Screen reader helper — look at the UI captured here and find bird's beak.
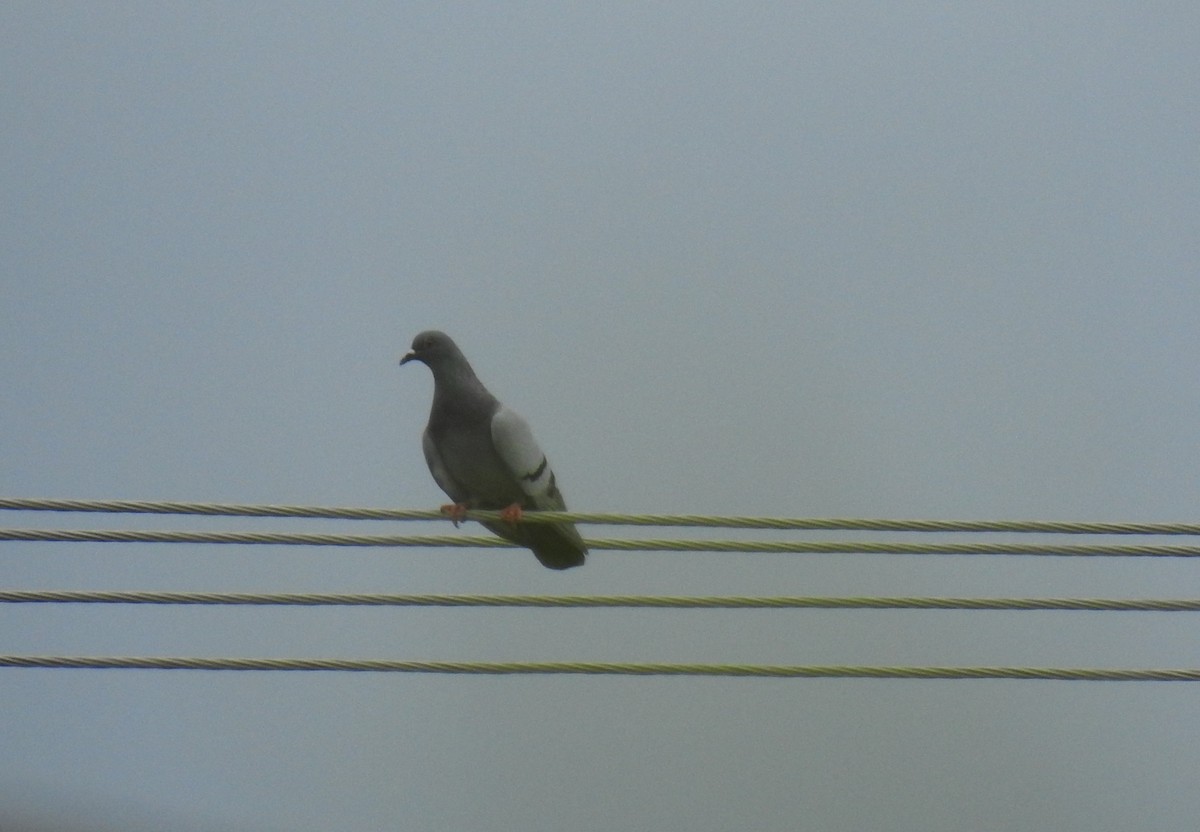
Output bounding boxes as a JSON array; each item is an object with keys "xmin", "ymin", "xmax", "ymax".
[{"xmin": 399, "ymin": 351, "xmax": 416, "ymax": 366}]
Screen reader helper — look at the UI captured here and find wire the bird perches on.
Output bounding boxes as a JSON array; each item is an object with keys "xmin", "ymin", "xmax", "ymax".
[{"xmin": 5, "ymin": 497, "xmax": 1200, "ymax": 681}]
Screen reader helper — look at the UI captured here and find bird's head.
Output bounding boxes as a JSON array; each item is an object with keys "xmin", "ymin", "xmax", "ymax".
[{"xmin": 400, "ymin": 330, "xmax": 461, "ymax": 369}]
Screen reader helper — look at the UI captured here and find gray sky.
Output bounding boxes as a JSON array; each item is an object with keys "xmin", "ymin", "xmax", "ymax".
[{"xmin": 3, "ymin": 3, "xmax": 1200, "ymax": 830}]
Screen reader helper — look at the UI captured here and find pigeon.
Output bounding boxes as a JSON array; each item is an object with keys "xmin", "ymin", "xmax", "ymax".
[{"xmin": 400, "ymin": 330, "xmax": 587, "ymax": 570}]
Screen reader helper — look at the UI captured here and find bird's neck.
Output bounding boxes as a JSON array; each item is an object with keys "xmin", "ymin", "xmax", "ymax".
[{"xmin": 429, "ymin": 361, "xmax": 497, "ymax": 422}]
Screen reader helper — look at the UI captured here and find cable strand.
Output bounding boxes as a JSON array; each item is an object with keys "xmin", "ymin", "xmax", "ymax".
[
  {"xmin": 3, "ymin": 497, "xmax": 1200, "ymax": 535},
  {"xmin": 2, "ymin": 654, "xmax": 1198, "ymax": 680},
  {"xmin": 3, "ymin": 589, "xmax": 1200, "ymax": 611},
  {"xmin": 4, "ymin": 527, "xmax": 1200, "ymax": 556}
]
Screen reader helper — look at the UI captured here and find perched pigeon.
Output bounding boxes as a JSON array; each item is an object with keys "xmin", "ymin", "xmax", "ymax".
[{"xmin": 400, "ymin": 330, "xmax": 587, "ymax": 570}]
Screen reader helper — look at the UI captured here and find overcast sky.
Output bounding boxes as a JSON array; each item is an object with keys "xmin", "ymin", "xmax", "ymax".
[{"xmin": 3, "ymin": 3, "xmax": 1200, "ymax": 830}]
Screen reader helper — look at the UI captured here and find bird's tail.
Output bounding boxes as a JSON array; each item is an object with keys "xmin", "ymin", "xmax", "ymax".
[{"xmin": 482, "ymin": 520, "xmax": 587, "ymax": 570}]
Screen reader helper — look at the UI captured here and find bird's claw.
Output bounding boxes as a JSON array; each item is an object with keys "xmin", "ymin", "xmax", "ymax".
[
  {"xmin": 440, "ymin": 503, "xmax": 469, "ymax": 527},
  {"xmin": 500, "ymin": 503, "xmax": 524, "ymax": 524}
]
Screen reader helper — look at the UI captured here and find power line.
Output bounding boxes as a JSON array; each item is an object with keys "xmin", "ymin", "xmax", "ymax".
[
  {"xmin": 5, "ymin": 497, "xmax": 1199, "ymax": 682},
  {"xmin": 3, "ymin": 496, "xmax": 1200, "ymax": 535},
  {"xmin": 3, "ymin": 589, "xmax": 1200, "ymax": 611},
  {"xmin": 1, "ymin": 654, "xmax": 1198, "ymax": 680},
  {"xmin": 4, "ymin": 527, "xmax": 1200, "ymax": 556}
]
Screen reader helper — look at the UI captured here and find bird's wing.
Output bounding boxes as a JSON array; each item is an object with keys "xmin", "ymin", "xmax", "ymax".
[
  {"xmin": 489, "ymin": 405, "xmax": 564, "ymax": 510},
  {"xmin": 488, "ymin": 404, "xmax": 585, "ymax": 569}
]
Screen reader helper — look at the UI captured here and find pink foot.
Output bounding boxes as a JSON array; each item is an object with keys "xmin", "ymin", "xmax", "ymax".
[
  {"xmin": 440, "ymin": 503, "xmax": 469, "ymax": 527},
  {"xmin": 499, "ymin": 503, "xmax": 524, "ymax": 524}
]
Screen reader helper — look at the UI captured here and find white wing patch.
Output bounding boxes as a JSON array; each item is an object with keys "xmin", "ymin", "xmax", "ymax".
[{"xmin": 491, "ymin": 406, "xmax": 555, "ymax": 499}]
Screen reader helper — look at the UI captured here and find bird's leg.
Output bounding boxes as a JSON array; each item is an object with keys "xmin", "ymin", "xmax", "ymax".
[
  {"xmin": 499, "ymin": 503, "xmax": 524, "ymax": 524},
  {"xmin": 440, "ymin": 502, "xmax": 469, "ymax": 527}
]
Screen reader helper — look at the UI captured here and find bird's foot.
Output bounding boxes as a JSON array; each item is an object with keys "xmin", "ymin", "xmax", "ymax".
[
  {"xmin": 439, "ymin": 503, "xmax": 469, "ymax": 527},
  {"xmin": 499, "ymin": 503, "xmax": 524, "ymax": 524}
]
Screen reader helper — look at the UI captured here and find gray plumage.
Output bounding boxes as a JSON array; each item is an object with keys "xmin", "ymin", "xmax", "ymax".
[{"xmin": 400, "ymin": 330, "xmax": 587, "ymax": 570}]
